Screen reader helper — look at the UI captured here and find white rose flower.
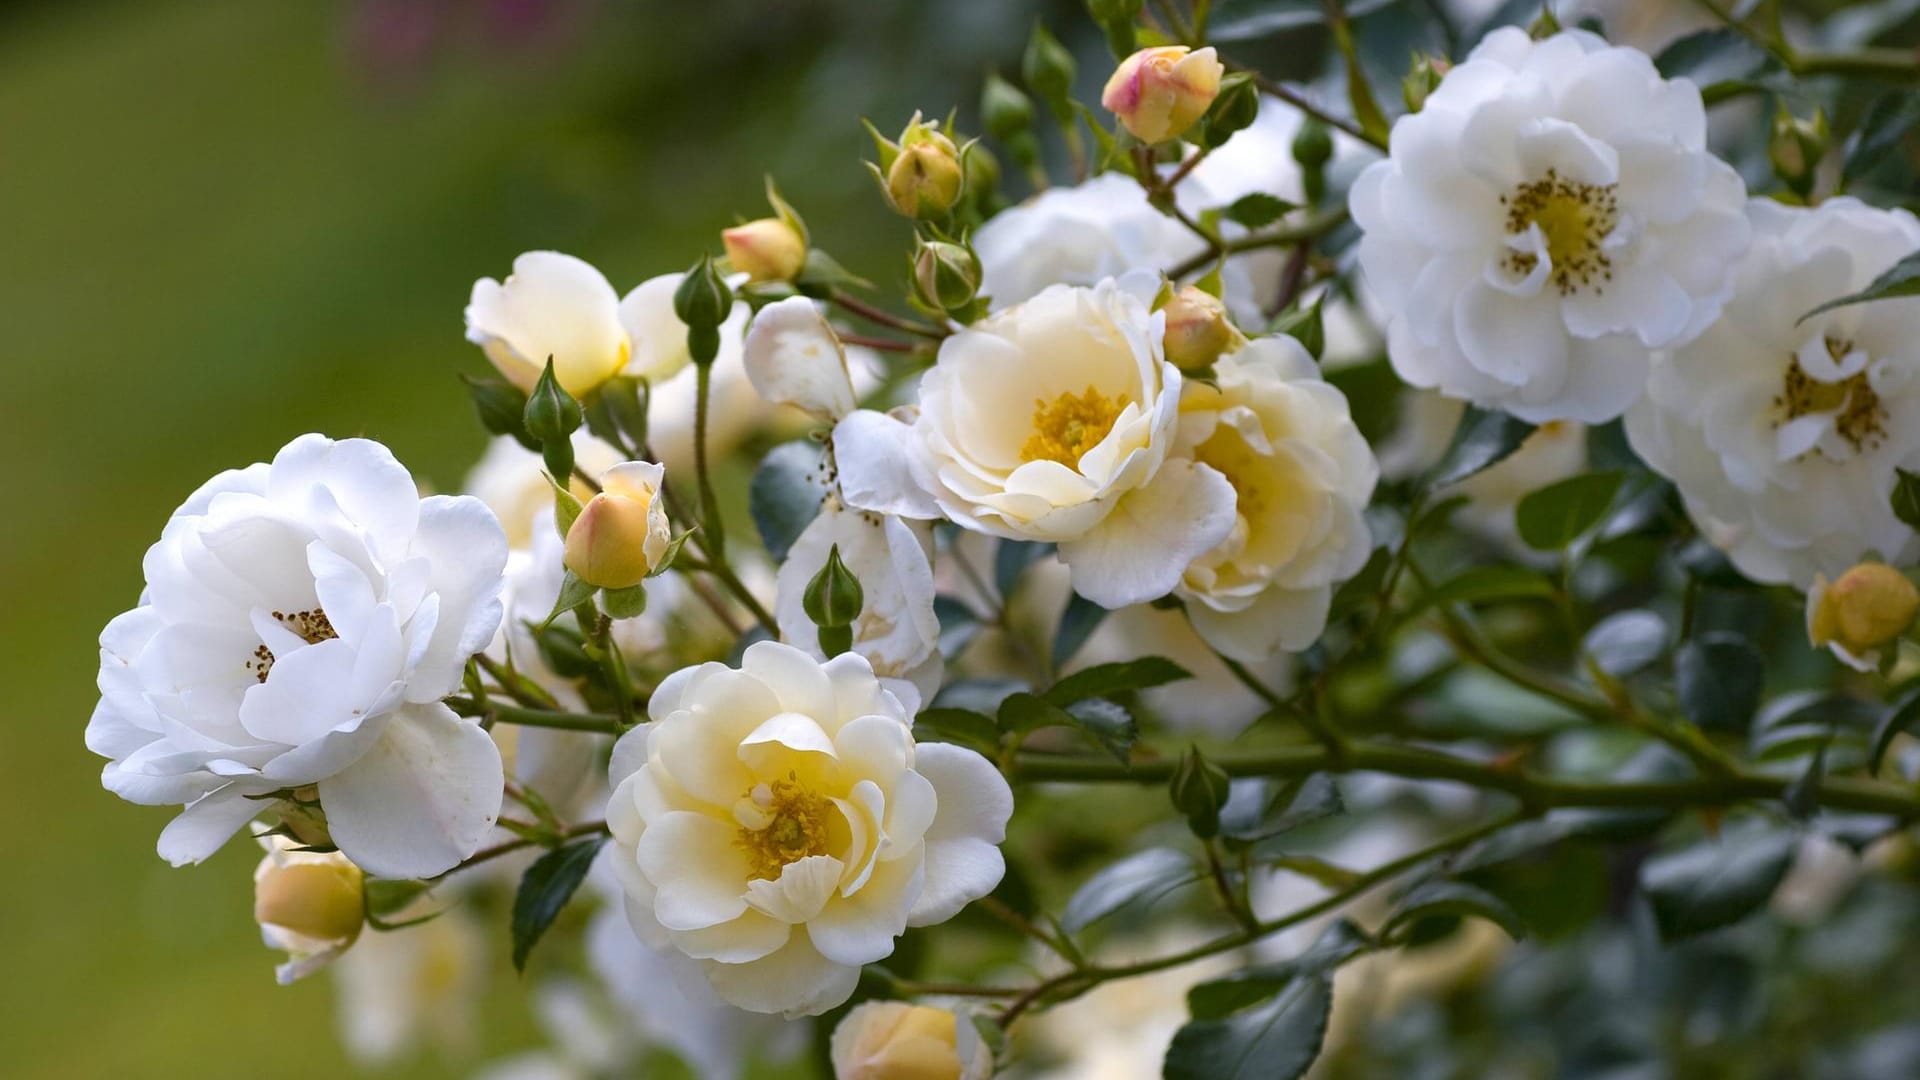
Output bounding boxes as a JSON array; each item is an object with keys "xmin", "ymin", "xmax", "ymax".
[
  {"xmin": 465, "ymin": 251, "xmax": 633, "ymax": 396},
  {"xmin": 1171, "ymin": 336, "xmax": 1379, "ymax": 662},
  {"xmin": 1624, "ymin": 197, "xmax": 1920, "ymax": 587},
  {"xmin": 87, "ymin": 434, "xmax": 509, "ymax": 878},
  {"xmin": 837, "ymin": 276, "xmax": 1237, "ymax": 609},
  {"xmin": 777, "ymin": 502, "xmax": 944, "ymax": 710},
  {"xmin": 604, "ymin": 641, "xmax": 1014, "ymax": 1016},
  {"xmin": 1352, "ymin": 27, "xmax": 1750, "ymax": 423},
  {"xmin": 744, "ymin": 295, "xmax": 860, "ymax": 422},
  {"xmin": 973, "ymin": 173, "xmax": 1263, "ymax": 326}
]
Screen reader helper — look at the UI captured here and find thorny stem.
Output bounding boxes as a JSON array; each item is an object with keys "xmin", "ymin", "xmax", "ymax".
[
  {"xmin": 1164, "ymin": 205, "xmax": 1352, "ymax": 280},
  {"xmin": 831, "ymin": 289, "xmax": 946, "ymax": 339}
]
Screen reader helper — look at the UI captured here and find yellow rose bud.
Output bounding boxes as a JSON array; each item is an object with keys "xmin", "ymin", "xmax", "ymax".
[
  {"xmin": 1161, "ymin": 285, "xmax": 1240, "ymax": 370},
  {"xmin": 1101, "ymin": 45, "xmax": 1224, "ymax": 144},
  {"xmin": 564, "ymin": 460, "xmax": 671, "ymax": 589},
  {"xmin": 722, "ymin": 217, "xmax": 807, "ymax": 283},
  {"xmin": 1808, "ymin": 562, "xmax": 1919, "ymax": 660},
  {"xmin": 254, "ymin": 836, "xmax": 365, "ymax": 983},
  {"xmin": 830, "ymin": 1001, "xmax": 989, "ymax": 1080},
  {"xmin": 887, "ymin": 136, "xmax": 966, "ymax": 219}
]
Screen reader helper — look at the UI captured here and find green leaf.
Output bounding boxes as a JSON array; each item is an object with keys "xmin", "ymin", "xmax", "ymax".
[
  {"xmin": 1164, "ymin": 972, "xmax": 1333, "ymax": 1080},
  {"xmin": 1062, "ymin": 847, "xmax": 1196, "ymax": 932},
  {"xmin": 1270, "ymin": 292, "xmax": 1326, "ymax": 360},
  {"xmin": 1405, "ymin": 565, "xmax": 1556, "ymax": 620},
  {"xmin": 1798, "ymin": 250, "xmax": 1920, "ymax": 325},
  {"xmin": 510, "ymin": 837, "xmax": 606, "ymax": 971},
  {"xmin": 1054, "ymin": 592, "xmax": 1108, "ymax": 668},
  {"xmin": 1169, "ymin": 746, "xmax": 1232, "ymax": 839},
  {"xmin": 1425, "ymin": 407, "xmax": 1536, "ymax": 487},
  {"xmin": 1640, "ymin": 826, "xmax": 1797, "ymax": 940},
  {"xmin": 1675, "ymin": 633, "xmax": 1765, "ymax": 732},
  {"xmin": 1065, "ymin": 698, "xmax": 1138, "ymax": 763},
  {"xmin": 1783, "ymin": 741, "xmax": 1829, "ymax": 819},
  {"xmin": 1869, "ymin": 685, "xmax": 1920, "ymax": 775},
  {"xmin": 544, "ymin": 473, "xmax": 584, "ymax": 541},
  {"xmin": 1583, "ymin": 609, "xmax": 1668, "ymax": 677},
  {"xmin": 461, "ymin": 373, "xmax": 537, "ymax": 450},
  {"xmin": 793, "ymin": 248, "xmax": 873, "ymax": 296},
  {"xmin": 932, "ymin": 595, "xmax": 983, "ymax": 660},
  {"xmin": 1892, "ymin": 468, "xmax": 1920, "ymax": 530},
  {"xmin": 1326, "ymin": 545, "xmax": 1390, "ymax": 622},
  {"xmin": 1220, "ymin": 774, "xmax": 1343, "ymax": 848},
  {"xmin": 748, "ymin": 440, "xmax": 830, "ymax": 562},
  {"xmin": 1223, "ymin": 192, "xmax": 1295, "ymax": 229},
  {"xmin": 1654, "ymin": 28, "xmax": 1772, "ymax": 90},
  {"xmin": 543, "ymin": 570, "xmax": 597, "ymax": 628},
  {"xmin": 601, "ymin": 583, "xmax": 648, "ymax": 620},
  {"xmin": 1515, "ymin": 471, "xmax": 1624, "ymax": 551},
  {"xmin": 647, "ymin": 529, "xmax": 696, "ymax": 577},
  {"xmin": 1382, "ymin": 880, "xmax": 1525, "ymax": 942},
  {"xmin": 1186, "ymin": 919, "xmax": 1370, "ymax": 1020},
  {"xmin": 1844, "ymin": 91, "xmax": 1920, "ymax": 187},
  {"xmin": 1046, "ymin": 657, "xmax": 1192, "ymax": 706},
  {"xmin": 998, "ymin": 691, "xmax": 1072, "ymax": 736},
  {"xmin": 913, "ymin": 707, "xmax": 1002, "ymax": 758}
]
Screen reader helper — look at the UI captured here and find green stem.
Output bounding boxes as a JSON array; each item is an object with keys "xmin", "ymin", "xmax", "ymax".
[
  {"xmin": 447, "ymin": 698, "xmax": 623, "ymax": 736},
  {"xmin": 693, "ymin": 361, "xmax": 724, "ymax": 556},
  {"xmin": 1164, "ymin": 205, "xmax": 1351, "ymax": 280}
]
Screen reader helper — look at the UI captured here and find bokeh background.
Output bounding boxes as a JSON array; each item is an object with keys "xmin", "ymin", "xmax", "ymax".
[{"xmin": 0, "ymin": 1, "xmax": 1057, "ymax": 1074}]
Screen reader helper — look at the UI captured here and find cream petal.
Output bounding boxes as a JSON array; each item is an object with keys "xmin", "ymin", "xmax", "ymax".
[
  {"xmin": 743, "ymin": 854, "xmax": 844, "ymax": 924},
  {"xmin": 807, "ymin": 855, "xmax": 921, "ymax": 967},
  {"xmin": 637, "ymin": 811, "xmax": 753, "ymax": 931},
  {"xmin": 1058, "ymin": 458, "xmax": 1239, "ymax": 608},
  {"xmin": 703, "ymin": 929, "xmax": 860, "ymax": 1017},
  {"xmin": 316, "ymin": 703, "xmax": 503, "ymax": 879}
]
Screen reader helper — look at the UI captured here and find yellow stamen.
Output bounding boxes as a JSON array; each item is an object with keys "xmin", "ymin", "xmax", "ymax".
[
  {"xmin": 1021, "ymin": 386, "xmax": 1124, "ymax": 467},
  {"xmin": 733, "ymin": 774, "xmax": 834, "ymax": 881},
  {"xmin": 1773, "ymin": 337, "xmax": 1886, "ymax": 455},
  {"xmin": 1501, "ymin": 168, "xmax": 1620, "ymax": 295}
]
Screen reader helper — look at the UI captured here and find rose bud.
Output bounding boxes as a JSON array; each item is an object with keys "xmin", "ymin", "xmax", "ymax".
[
  {"xmin": 1808, "ymin": 561, "xmax": 1919, "ymax": 669},
  {"xmin": 722, "ymin": 217, "xmax": 807, "ymax": 283},
  {"xmin": 1161, "ymin": 285, "xmax": 1241, "ymax": 370},
  {"xmin": 876, "ymin": 114, "xmax": 966, "ymax": 219},
  {"xmin": 830, "ymin": 1001, "xmax": 992, "ymax": 1080},
  {"xmin": 1101, "ymin": 45, "xmax": 1224, "ymax": 144},
  {"xmin": 254, "ymin": 835, "xmax": 365, "ymax": 984},
  {"xmin": 563, "ymin": 461, "xmax": 670, "ymax": 589}
]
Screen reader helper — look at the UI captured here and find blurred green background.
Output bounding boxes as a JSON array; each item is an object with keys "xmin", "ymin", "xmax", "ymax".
[{"xmin": 0, "ymin": 1, "xmax": 1054, "ymax": 1074}]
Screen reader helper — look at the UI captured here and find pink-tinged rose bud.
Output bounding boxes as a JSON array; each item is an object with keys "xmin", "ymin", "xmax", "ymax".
[
  {"xmin": 1808, "ymin": 562, "xmax": 1919, "ymax": 665},
  {"xmin": 830, "ymin": 1001, "xmax": 992, "ymax": 1080},
  {"xmin": 722, "ymin": 217, "xmax": 807, "ymax": 283},
  {"xmin": 563, "ymin": 461, "xmax": 670, "ymax": 589},
  {"xmin": 1161, "ymin": 285, "xmax": 1240, "ymax": 370},
  {"xmin": 1101, "ymin": 45, "xmax": 1224, "ymax": 144}
]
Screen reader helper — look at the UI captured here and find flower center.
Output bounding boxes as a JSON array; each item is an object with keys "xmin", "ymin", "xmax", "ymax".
[
  {"xmin": 1021, "ymin": 386, "xmax": 1124, "ymax": 467},
  {"xmin": 245, "ymin": 608, "xmax": 338, "ymax": 683},
  {"xmin": 1501, "ymin": 169, "xmax": 1620, "ymax": 295},
  {"xmin": 1773, "ymin": 337, "xmax": 1886, "ymax": 455},
  {"xmin": 733, "ymin": 774, "xmax": 834, "ymax": 880}
]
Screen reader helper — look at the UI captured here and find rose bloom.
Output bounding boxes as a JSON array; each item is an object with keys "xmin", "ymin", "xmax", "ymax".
[
  {"xmin": 838, "ymin": 275, "xmax": 1235, "ymax": 609},
  {"xmin": 831, "ymin": 1001, "xmax": 992, "ymax": 1080},
  {"xmin": 88, "ymin": 434, "xmax": 508, "ymax": 878},
  {"xmin": 1624, "ymin": 197, "xmax": 1920, "ymax": 587},
  {"xmin": 604, "ymin": 642, "xmax": 1013, "ymax": 1016},
  {"xmin": 1352, "ymin": 28, "xmax": 1749, "ymax": 422},
  {"xmin": 1171, "ymin": 336, "xmax": 1378, "ymax": 661}
]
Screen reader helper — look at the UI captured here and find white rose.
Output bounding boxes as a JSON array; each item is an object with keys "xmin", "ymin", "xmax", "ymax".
[
  {"xmin": 87, "ymin": 434, "xmax": 509, "ymax": 878},
  {"xmin": 465, "ymin": 251, "xmax": 632, "ymax": 396},
  {"xmin": 604, "ymin": 641, "xmax": 1013, "ymax": 1016},
  {"xmin": 1624, "ymin": 197, "xmax": 1920, "ymax": 587},
  {"xmin": 776, "ymin": 501, "xmax": 944, "ymax": 711},
  {"xmin": 1351, "ymin": 28, "xmax": 1750, "ymax": 423},
  {"xmin": 1171, "ymin": 336, "xmax": 1379, "ymax": 661},
  {"xmin": 838, "ymin": 276, "xmax": 1237, "ymax": 609}
]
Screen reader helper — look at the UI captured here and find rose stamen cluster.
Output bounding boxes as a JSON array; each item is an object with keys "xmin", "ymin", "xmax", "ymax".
[{"xmin": 1500, "ymin": 167, "xmax": 1620, "ymax": 295}]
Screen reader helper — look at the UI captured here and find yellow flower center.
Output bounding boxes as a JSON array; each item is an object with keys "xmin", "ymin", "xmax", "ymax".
[
  {"xmin": 1021, "ymin": 386, "xmax": 1124, "ymax": 466},
  {"xmin": 734, "ymin": 774, "xmax": 835, "ymax": 881},
  {"xmin": 1774, "ymin": 338, "xmax": 1886, "ymax": 455},
  {"xmin": 246, "ymin": 608, "xmax": 338, "ymax": 683},
  {"xmin": 1501, "ymin": 169, "xmax": 1620, "ymax": 295}
]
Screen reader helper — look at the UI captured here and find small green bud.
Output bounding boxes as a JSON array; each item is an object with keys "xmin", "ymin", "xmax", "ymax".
[
  {"xmin": 673, "ymin": 255, "xmax": 734, "ymax": 366},
  {"xmin": 524, "ymin": 359, "xmax": 583, "ymax": 480},
  {"xmin": 1402, "ymin": 53, "xmax": 1448, "ymax": 114},
  {"xmin": 1292, "ymin": 118, "xmax": 1333, "ymax": 205},
  {"xmin": 1086, "ymin": 0, "xmax": 1142, "ymax": 58},
  {"xmin": 964, "ymin": 142, "xmax": 1004, "ymax": 216},
  {"xmin": 913, "ymin": 239, "xmax": 983, "ymax": 313},
  {"xmin": 1770, "ymin": 107, "xmax": 1829, "ymax": 200},
  {"xmin": 1199, "ymin": 73, "xmax": 1259, "ymax": 149},
  {"xmin": 1022, "ymin": 22, "xmax": 1077, "ymax": 119},
  {"xmin": 461, "ymin": 372, "xmax": 537, "ymax": 450},
  {"xmin": 804, "ymin": 544, "xmax": 864, "ymax": 657},
  {"xmin": 1169, "ymin": 746, "xmax": 1231, "ymax": 839},
  {"xmin": 981, "ymin": 70, "xmax": 1036, "ymax": 142}
]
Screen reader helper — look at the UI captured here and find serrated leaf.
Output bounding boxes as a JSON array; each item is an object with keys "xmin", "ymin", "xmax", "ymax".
[
  {"xmin": 1892, "ymin": 468, "xmax": 1920, "ymax": 530},
  {"xmin": 1223, "ymin": 192, "xmax": 1295, "ymax": 229},
  {"xmin": 1065, "ymin": 697, "xmax": 1139, "ymax": 763},
  {"xmin": 1675, "ymin": 633, "xmax": 1764, "ymax": 732},
  {"xmin": 1640, "ymin": 826, "xmax": 1797, "ymax": 940},
  {"xmin": 1382, "ymin": 879, "xmax": 1525, "ymax": 942},
  {"xmin": 1798, "ymin": 250, "xmax": 1920, "ymax": 325},
  {"xmin": 748, "ymin": 440, "xmax": 830, "ymax": 562},
  {"xmin": 1515, "ymin": 471, "xmax": 1624, "ymax": 551},
  {"xmin": 914, "ymin": 707, "xmax": 1002, "ymax": 758},
  {"xmin": 1062, "ymin": 847, "xmax": 1197, "ymax": 932},
  {"xmin": 1054, "ymin": 592, "xmax": 1108, "ymax": 669},
  {"xmin": 1426, "ymin": 406, "xmax": 1535, "ymax": 487},
  {"xmin": 1187, "ymin": 919, "xmax": 1370, "ymax": 1020},
  {"xmin": 1165, "ymin": 972, "xmax": 1333, "ymax": 1080},
  {"xmin": 510, "ymin": 837, "xmax": 606, "ymax": 971},
  {"xmin": 997, "ymin": 691, "xmax": 1073, "ymax": 736},
  {"xmin": 1046, "ymin": 657, "xmax": 1192, "ymax": 706},
  {"xmin": 1844, "ymin": 91, "xmax": 1920, "ymax": 186},
  {"xmin": 1584, "ymin": 609, "xmax": 1668, "ymax": 677}
]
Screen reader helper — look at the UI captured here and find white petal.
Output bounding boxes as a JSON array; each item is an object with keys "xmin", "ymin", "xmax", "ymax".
[
  {"xmin": 705, "ymin": 929, "xmax": 862, "ymax": 1017},
  {"xmin": 743, "ymin": 853, "xmax": 843, "ymax": 924},
  {"xmin": 467, "ymin": 251, "xmax": 630, "ymax": 394},
  {"xmin": 316, "ymin": 702, "xmax": 504, "ymax": 878},
  {"xmin": 1057, "ymin": 458, "xmax": 1238, "ymax": 608},
  {"xmin": 1188, "ymin": 584, "xmax": 1333, "ymax": 663},
  {"xmin": 404, "ymin": 495, "xmax": 509, "ymax": 703},
  {"xmin": 833, "ymin": 410, "xmax": 942, "ymax": 519},
  {"xmin": 155, "ymin": 785, "xmax": 262, "ymax": 866},
  {"xmin": 744, "ymin": 296, "xmax": 858, "ymax": 421},
  {"xmin": 637, "ymin": 811, "xmax": 754, "ymax": 930},
  {"xmin": 807, "ymin": 855, "xmax": 920, "ymax": 967},
  {"xmin": 907, "ymin": 742, "xmax": 1013, "ymax": 927}
]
